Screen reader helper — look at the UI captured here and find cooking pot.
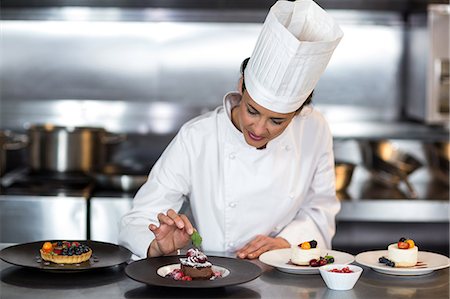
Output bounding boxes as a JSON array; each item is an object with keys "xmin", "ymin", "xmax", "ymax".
[
  {"xmin": 0, "ymin": 130, "xmax": 28, "ymax": 177},
  {"xmin": 424, "ymin": 141, "xmax": 449, "ymax": 185},
  {"xmin": 28, "ymin": 125, "xmax": 125, "ymax": 174},
  {"xmin": 359, "ymin": 140, "xmax": 422, "ymax": 198}
]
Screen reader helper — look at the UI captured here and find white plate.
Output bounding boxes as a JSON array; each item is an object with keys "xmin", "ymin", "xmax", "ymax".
[
  {"xmin": 259, "ymin": 248, "xmax": 354, "ymax": 274},
  {"xmin": 355, "ymin": 250, "xmax": 450, "ymax": 276}
]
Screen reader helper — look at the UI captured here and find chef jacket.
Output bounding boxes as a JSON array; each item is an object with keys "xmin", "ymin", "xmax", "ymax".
[{"xmin": 119, "ymin": 92, "xmax": 340, "ymax": 259}]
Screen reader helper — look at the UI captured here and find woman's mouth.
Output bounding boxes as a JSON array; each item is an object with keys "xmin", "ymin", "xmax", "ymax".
[{"xmin": 248, "ymin": 131, "xmax": 264, "ymax": 141}]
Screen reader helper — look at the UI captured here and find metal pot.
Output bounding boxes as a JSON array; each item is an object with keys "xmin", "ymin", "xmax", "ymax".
[
  {"xmin": 360, "ymin": 140, "xmax": 422, "ymax": 198},
  {"xmin": 0, "ymin": 130, "xmax": 28, "ymax": 177},
  {"xmin": 28, "ymin": 125, "xmax": 125, "ymax": 174}
]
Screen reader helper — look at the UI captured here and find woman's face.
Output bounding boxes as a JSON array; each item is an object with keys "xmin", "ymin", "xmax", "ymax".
[{"xmin": 232, "ymin": 91, "xmax": 297, "ymax": 149}]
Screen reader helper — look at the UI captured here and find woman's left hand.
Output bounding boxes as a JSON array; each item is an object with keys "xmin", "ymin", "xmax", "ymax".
[{"xmin": 236, "ymin": 235, "xmax": 290, "ymax": 259}]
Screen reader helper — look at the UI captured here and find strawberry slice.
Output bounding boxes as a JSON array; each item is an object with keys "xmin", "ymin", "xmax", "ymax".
[{"xmin": 53, "ymin": 246, "xmax": 63, "ymax": 255}]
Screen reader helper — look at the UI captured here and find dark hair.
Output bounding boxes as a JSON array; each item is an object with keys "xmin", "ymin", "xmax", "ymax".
[{"xmin": 239, "ymin": 57, "xmax": 313, "ymax": 113}]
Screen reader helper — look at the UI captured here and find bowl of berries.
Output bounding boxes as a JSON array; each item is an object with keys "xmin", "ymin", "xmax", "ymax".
[{"xmin": 319, "ymin": 264, "xmax": 363, "ymax": 291}]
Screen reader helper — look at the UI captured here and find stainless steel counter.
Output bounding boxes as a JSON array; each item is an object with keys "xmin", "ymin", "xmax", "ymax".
[{"xmin": 0, "ymin": 244, "xmax": 448, "ymax": 299}]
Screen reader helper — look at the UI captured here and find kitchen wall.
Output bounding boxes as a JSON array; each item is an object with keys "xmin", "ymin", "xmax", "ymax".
[{"xmin": 0, "ymin": 8, "xmax": 420, "ymax": 133}]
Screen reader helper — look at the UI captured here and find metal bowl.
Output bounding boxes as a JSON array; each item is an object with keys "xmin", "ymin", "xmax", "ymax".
[
  {"xmin": 359, "ymin": 140, "xmax": 422, "ymax": 198},
  {"xmin": 335, "ymin": 161, "xmax": 356, "ymax": 192},
  {"xmin": 93, "ymin": 164, "xmax": 148, "ymax": 192},
  {"xmin": 424, "ymin": 141, "xmax": 449, "ymax": 185}
]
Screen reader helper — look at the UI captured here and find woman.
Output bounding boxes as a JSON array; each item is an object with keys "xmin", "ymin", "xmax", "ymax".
[{"xmin": 119, "ymin": 0, "xmax": 344, "ymax": 259}]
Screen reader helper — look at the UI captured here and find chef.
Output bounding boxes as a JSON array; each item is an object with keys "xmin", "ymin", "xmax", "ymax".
[{"xmin": 119, "ymin": 0, "xmax": 344, "ymax": 259}]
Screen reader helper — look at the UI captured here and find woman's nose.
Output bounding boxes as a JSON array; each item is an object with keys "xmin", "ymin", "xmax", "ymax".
[{"xmin": 252, "ymin": 118, "xmax": 267, "ymax": 136}]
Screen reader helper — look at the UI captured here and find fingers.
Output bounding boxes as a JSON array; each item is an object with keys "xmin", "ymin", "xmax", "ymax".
[
  {"xmin": 152, "ymin": 209, "xmax": 194, "ymax": 236},
  {"xmin": 237, "ymin": 235, "xmax": 266, "ymax": 259},
  {"xmin": 179, "ymin": 214, "xmax": 194, "ymax": 235},
  {"xmin": 237, "ymin": 235, "xmax": 289, "ymax": 259}
]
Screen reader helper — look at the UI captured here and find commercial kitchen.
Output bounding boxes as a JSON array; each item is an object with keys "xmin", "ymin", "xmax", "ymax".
[{"xmin": 0, "ymin": 0, "xmax": 449, "ymax": 298}]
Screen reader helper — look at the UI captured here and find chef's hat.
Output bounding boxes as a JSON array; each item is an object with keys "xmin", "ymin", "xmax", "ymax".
[{"xmin": 244, "ymin": 0, "xmax": 344, "ymax": 113}]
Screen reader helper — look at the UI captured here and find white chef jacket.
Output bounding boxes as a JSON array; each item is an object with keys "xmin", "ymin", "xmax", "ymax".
[{"xmin": 119, "ymin": 92, "xmax": 340, "ymax": 259}]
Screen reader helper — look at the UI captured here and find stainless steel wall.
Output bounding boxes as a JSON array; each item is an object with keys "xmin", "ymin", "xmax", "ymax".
[{"xmin": 0, "ymin": 9, "xmax": 418, "ymax": 133}]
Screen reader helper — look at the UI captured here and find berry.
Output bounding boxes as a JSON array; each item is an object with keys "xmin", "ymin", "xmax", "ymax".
[
  {"xmin": 398, "ymin": 237, "xmax": 406, "ymax": 242},
  {"xmin": 309, "ymin": 259, "xmax": 319, "ymax": 267},
  {"xmin": 398, "ymin": 241, "xmax": 409, "ymax": 249},
  {"xmin": 319, "ymin": 258, "xmax": 328, "ymax": 266},
  {"xmin": 182, "ymin": 276, "xmax": 192, "ymax": 281},
  {"xmin": 300, "ymin": 242, "xmax": 311, "ymax": 250},
  {"xmin": 324, "ymin": 255, "xmax": 334, "ymax": 263},
  {"xmin": 309, "ymin": 240, "xmax": 318, "ymax": 248},
  {"xmin": 42, "ymin": 242, "xmax": 53, "ymax": 253},
  {"xmin": 406, "ymin": 239, "xmax": 415, "ymax": 248}
]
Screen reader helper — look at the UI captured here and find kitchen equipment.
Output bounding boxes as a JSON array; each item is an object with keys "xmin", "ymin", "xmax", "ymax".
[
  {"xmin": 359, "ymin": 140, "xmax": 422, "ymax": 198},
  {"xmin": 424, "ymin": 141, "xmax": 449, "ymax": 185},
  {"xmin": 0, "ymin": 194, "xmax": 87, "ymax": 243},
  {"xmin": 407, "ymin": 4, "xmax": 449, "ymax": 124},
  {"xmin": 93, "ymin": 164, "xmax": 148, "ymax": 192},
  {"xmin": 0, "ymin": 130, "xmax": 28, "ymax": 177},
  {"xmin": 335, "ymin": 161, "xmax": 355, "ymax": 192},
  {"xmin": 28, "ymin": 125, "xmax": 125, "ymax": 174}
]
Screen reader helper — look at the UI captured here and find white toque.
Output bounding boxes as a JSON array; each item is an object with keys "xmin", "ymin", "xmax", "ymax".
[{"xmin": 244, "ymin": 0, "xmax": 344, "ymax": 113}]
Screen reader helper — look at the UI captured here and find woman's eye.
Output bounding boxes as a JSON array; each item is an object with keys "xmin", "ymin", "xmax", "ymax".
[
  {"xmin": 247, "ymin": 107, "xmax": 258, "ymax": 115},
  {"xmin": 271, "ymin": 119, "xmax": 283, "ymax": 125}
]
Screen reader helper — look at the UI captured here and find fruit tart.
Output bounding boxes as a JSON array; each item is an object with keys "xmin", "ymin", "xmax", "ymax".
[{"xmin": 40, "ymin": 241, "xmax": 92, "ymax": 264}]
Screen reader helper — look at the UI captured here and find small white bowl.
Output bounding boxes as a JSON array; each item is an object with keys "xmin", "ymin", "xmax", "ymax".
[{"xmin": 319, "ymin": 264, "xmax": 363, "ymax": 291}]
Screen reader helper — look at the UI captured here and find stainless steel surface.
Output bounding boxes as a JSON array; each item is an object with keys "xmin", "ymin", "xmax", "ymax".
[
  {"xmin": 0, "ymin": 10, "xmax": 412, "ymax": 133},
  {"xmin": 0, "ymin": 130, "xmax": 27, "ymax": 176},
  {"xmin": 93, "ymin": 164, "xmax": 148, "ymax": 192},
  {"xmin": 0, "ymin": 243, "xmax": 448, "ymax": 299},
  {"xmin": 28, "ymin": 124, "xmax": 124, "ymax": 173},
  {"xmin": 90, "ymin": 197, "xmax": 132, "ymax": 244},
  {"xmin": 0, "ymin": 196, "xmax": 87, "ymax": 243}
]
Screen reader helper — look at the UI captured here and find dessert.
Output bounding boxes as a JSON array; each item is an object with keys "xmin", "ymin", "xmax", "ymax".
[
  {"xmin": 379, "ymin": 237, "xmax": 418, "ymax": 268},
  {"xmin": 40, "ymin": 241, "xmax": 92, "ymax": 264},
  {"xmin": 291, "ymin": 240, "xmax": 321, "ymax": 266},
  {"xmin": 179, "ymin": 248, "xmax": 214, "ymax": 280}
]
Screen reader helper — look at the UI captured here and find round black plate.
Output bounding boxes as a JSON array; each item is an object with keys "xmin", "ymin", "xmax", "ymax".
[
  {"xmin": 0, "ymin": 240, "xmax": 131, "ymax": 271},
  {"xmin": 125, "ymin": 255, "xmax": 262, "ymax": 288}
]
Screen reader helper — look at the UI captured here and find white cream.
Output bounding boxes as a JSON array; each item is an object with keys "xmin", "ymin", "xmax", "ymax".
[
  {"xmin": 387, "ymin": 243, "xmax": 418, "ymax": 267},
  {"xmin": 291, "ymin": 246, "xmax": 320, "ymax": 266}
]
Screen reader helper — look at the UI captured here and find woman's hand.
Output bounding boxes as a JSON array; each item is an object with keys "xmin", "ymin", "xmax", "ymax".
[
  {"xmin": 147, "ymin": 209, "xmax": 194, "ymax": 257},
  {"xmin": 236, "ymin": 235, "xmax": 290, "ymax": 259}
]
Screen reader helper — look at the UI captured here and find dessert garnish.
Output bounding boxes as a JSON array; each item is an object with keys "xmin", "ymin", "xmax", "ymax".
[
  {"xmin": 309, "ymin": 255, "xmax": 335, "ymax": 267},
  {"xmin": 191, "ymin": 231, "xmax": 202, "ymax": 248},
  {"xmin": 328, "ymin": 266, "xmax": 353, "ymax": 273}
]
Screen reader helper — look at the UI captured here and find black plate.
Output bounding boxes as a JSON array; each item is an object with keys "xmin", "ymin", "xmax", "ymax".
[
  {"xmin": 125, "ymin": 255, "xmax": 262, "ymax": 288},
  {"xmin": 0, "ymin": 240, "xmax": 131, "ymax": 271}
]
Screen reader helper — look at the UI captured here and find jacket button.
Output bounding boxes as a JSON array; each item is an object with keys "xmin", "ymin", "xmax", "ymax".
[
  {"xmin": 289, "ymin": 194, "xmax": 295, "ymax": 199},
  {"xmin": 229, "ymin": 153, "xmax": 235, "ymax": 159},
  {"xmin": 284, "ymin": 145, "xmax": 290, "ymax": 151},
  {"xmin": 228, "ymin": 202, "xmax": 236, "ymax": 208}
]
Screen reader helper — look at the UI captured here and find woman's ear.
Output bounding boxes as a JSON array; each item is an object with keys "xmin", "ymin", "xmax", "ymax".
[{"xmin": 237, "ymin": 77, "xmax": 244, "ymax": 95}]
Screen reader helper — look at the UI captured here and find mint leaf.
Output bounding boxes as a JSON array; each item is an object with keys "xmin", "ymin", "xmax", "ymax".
[{"xmin": 191, "ymin": 231, "xmax": 202, "ymax": 248}]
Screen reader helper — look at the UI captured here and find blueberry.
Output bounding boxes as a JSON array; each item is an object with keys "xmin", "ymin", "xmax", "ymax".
[
  {"xmin": 379, "ymin": 256, "xmax": 388, "ymax": 264},
  {"xmin": 399, "ymin": 237, "xmax": 406, "ymax": 242},
  {"xmin": 309, "ymin": 240, "xmax": 318, "ymax": 248}
]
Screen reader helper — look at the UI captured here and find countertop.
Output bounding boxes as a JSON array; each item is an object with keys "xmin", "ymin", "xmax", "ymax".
[{"xmin": 1, "ymin": 244, "xmax": 448, "ymax": 299}]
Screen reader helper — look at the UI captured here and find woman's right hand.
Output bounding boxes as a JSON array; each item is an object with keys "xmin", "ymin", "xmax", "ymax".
[{"xmin": 147, "ymin": 209, "xmax": 194, "ymax": 257}]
